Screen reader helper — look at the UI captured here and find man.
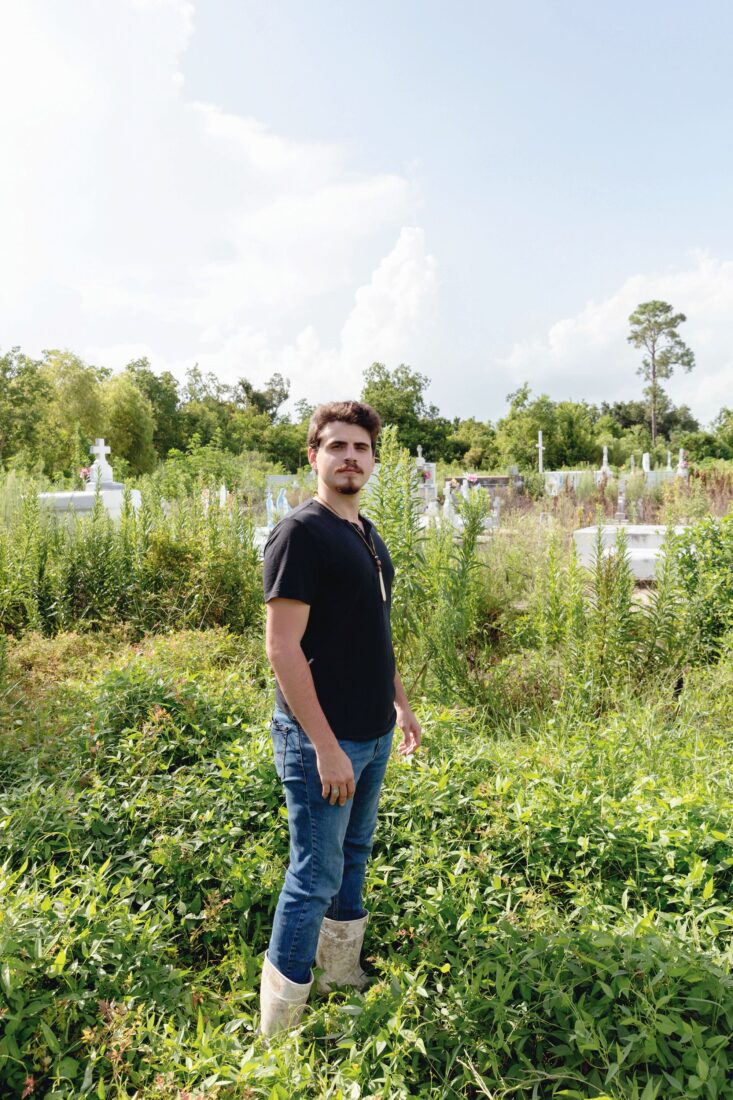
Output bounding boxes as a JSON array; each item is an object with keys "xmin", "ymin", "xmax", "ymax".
[{"xmin": 260, "ymin": 400, "xmax": 421, "ymax": 1036}]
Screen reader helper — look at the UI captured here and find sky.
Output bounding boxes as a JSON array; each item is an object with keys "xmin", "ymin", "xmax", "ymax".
[{"xmin": 1, "ymin": 0, "xmax": 732, "ymax": 425}]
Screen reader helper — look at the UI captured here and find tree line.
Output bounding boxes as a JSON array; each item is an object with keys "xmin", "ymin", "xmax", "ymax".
[{"xmin": 2, "ymin": 301, "xmax": 732, "ymax": 479}]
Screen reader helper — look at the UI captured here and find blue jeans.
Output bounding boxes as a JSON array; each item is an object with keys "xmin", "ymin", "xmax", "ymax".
[{"xmin": 267, "ymin": 709, "xmax": 394, "ymax": 984}]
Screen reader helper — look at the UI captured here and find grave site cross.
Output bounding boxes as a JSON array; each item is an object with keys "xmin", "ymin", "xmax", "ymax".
[
  {"xmin": 90, "ymin": 438, "xmax": 111, "ymax": 463},
  {"xmin": 88, "ymin": 437, "xmax": 115, "ymax": 487}
]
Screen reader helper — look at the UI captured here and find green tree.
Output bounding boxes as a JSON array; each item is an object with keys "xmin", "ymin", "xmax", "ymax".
[
  {"xmin": 712, "ymin": 407, "xmax": 733, "ymax": 457},
  {"xmin": 674, "ymin": 429, "xmax": 731, "ymax": 462},
  {"xmin": 627, "ymin": 300, "xmax": 695, "ymax": 445},
  {"xmin": 232, "ymin": 373, "xmax": 290, "ymax": 420},
  {"xmin": 554, "ymin": 401, "xmax": 597, "ymax": 466},
  {"xmin": 294, "ymin": 398, "xmax": 315, "ymax": 422},
  {"xmin": 178, "ymin": 365, "xmax": 230, "ymax": 448},
  {"xmin": 124, "ymin": 358, "xmax": 183, "ymax": 457},
  {"xmin": 38, "ymin": 350, "xmax": 108, "ymax": 475},
  {"xmin": 102, "ymin": 373, "xmax": 157, "ymax": 474},
  {"xmin": 361, "ymin": 363, "xmax": 453, "ymax": 458},
  {"xmin": 448, "ymin": 418, "xmax": 498, "ymax": 469},
  {"xmin": 262, "ymin": 419, "xmax": 309, "ymax": 471},
  {"xmin": 227, "ymin": 407, "xmax": 273, "ymax": 456},
  {"xmin": 495, "ymin": 385, "xmax": 599, "ymax": 470},
  {"xmin": 0, "ymin": 348, "xmax": 49, "ymax": 466},
  {"xmin": 182, "ymin": 364, "xmax": 229, "ymax": 404},
  {"xmin": 600, "ymin": 396, "xmax": 698, "ymax": 440}
]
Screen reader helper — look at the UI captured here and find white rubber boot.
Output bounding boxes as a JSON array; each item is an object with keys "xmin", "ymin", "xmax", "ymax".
[
  {"xmin": 259, "ymin": 954, "xmax": 313, "ymax": 1037},
  {"xmin": 315, "ymin": 914, "xmax": 370, "ymax": 994}
]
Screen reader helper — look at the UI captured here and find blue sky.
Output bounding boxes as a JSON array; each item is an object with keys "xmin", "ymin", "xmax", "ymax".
[{"xmin": 2, "ymin": 0, "xmax": 732, "ymax": 424}]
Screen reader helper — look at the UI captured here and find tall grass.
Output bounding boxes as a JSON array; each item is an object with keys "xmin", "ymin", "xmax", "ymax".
[
  {"xmin": 364, "ymin": 428, "xmax": 493, "ymax": 702},
  {"xmin": 4, "ymin": 445, "xmax": 733, "ymax": 1096},
  {"xmin": 519, "ymin": 514, "xmax": 733, "ymax": 721},
  {"xmin": 0, "ymin": 487, "xmax": 261, "ymax": 636}
]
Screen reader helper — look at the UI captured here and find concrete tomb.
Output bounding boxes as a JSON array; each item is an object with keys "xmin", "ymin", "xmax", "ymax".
[
  {"xmin": 573, "ymin": 524, "xmax": 687, "ymax": 582},
  {"xmin": 38, "ymin": 438, "xmax": 141, "ymax": 521}
]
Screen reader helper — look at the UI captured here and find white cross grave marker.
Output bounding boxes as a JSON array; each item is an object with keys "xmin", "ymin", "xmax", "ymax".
[
  {"xmin": 88, "ymin": 438, "xmax": 115, "ymax": 487},
  {"xmin": 600, "ymin": 445, "xmax": 611, "ymax": 475}
]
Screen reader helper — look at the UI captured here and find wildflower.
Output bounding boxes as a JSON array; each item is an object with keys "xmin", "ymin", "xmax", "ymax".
[{"xmin": 22, "ymin": 1077, "xmax": 35, "ymax": 1098}]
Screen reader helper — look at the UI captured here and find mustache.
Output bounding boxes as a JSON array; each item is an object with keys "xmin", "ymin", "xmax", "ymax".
[{"xmin": 337, "ymin": 464, "xmax": 362, "ymax": 473}]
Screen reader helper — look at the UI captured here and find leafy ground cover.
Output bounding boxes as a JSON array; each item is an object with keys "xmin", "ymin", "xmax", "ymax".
[
  {"xmin": 3, "ymin": 442, "xmax": 733, "ymax": 1097},
  {"xmin": 2, "ymin": 623, "xmax": 733, "ymax": 1098}
]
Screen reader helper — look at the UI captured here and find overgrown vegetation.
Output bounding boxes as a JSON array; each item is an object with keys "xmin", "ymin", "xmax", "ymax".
[
  {"xmin": 2, "ymin": 440, "xmax": 733, "ymax": 1097},
  {"xmin": 5, "ymin": 344, "xmax": 733, "ymax": 477},
  {"xmin": 0, "ymin": 488, "xmax": 261, "ymax": 637}
]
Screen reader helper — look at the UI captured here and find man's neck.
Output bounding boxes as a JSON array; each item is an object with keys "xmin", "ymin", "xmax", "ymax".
[{"xmin": 316, "ymin": 483, "xmax": 361, "ymax": 524}]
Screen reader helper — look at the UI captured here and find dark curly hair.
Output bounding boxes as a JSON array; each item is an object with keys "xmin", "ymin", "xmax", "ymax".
[{"xmin": 307, "ymin": 401, "xmax": 382, "ymax": 454}]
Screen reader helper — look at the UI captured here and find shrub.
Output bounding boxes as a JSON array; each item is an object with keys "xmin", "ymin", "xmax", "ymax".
[
  {"xmin": 675, "ymin": 513, "xmax": 733, "ymax": 659},
  {"xmin": 0, "ymin": 488, "xmax": 262, "ymax": 638}
]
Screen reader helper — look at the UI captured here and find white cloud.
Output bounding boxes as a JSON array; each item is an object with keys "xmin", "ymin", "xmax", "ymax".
[
  {"xmin": 157, "ymin": 226, "xmax": 438, "ymax": 404},
  {"xmin": 341, "ymin": 227, "xmax": 437, "ymax": 366},
  {"xmin": 499, "ymin": 252, "xmax": 733, "ymax": 423},
  {"xmin": 0, "ymin": 0, "xmax": 433, "ymax": 404}
]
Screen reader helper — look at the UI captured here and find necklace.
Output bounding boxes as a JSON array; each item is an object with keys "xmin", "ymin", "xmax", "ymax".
[{"xmin": 314, "ymin": 495, "xmax": 387, "ymax": 602}]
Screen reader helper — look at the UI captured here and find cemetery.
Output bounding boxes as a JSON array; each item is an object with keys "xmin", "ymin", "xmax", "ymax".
[
  {"xmin": 3, "ymin": 2, "xmax": 733, "ymax": 1090},
  {"xmin": 2, "ymin": 414, "xmax": 733, "ymax": 1098}
]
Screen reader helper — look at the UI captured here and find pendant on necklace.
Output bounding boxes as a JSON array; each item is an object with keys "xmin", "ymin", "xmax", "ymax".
[{"xmin": 377, "ymin": 565, "xmax": 387, "ymax": 602}]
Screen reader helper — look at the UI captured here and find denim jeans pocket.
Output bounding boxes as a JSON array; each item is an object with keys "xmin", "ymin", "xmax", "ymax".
[{"xmin": 271, "ymin": 719, "xmax": 291, "ymax": 782}]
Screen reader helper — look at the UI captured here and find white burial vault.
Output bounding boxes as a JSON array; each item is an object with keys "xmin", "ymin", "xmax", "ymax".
[
  {"xmin": 573, "ymin": 524, "xmax": 687, "ymax": 582},
  {"xmin": 38, "ymin": 439, "xmax": 141, "ymax": 521}
]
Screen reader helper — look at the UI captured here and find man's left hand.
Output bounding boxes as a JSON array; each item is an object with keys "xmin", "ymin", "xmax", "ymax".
[{"xmin": 395, "ymin": 705, "xmax": 421, "ymax": 756}]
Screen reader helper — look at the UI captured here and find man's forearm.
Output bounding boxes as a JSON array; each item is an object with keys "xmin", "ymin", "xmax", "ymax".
[
  {"xmin": 394, "ymin": 669, "xmax": 410, "ymax": 710},
  {"xmin": 268, "ymin": 643, "xmax": 339, "ymax": 753}
]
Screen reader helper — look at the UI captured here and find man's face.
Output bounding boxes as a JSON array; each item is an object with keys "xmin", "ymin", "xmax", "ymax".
[{"xmin": 308, "ymin": 421, "xmax": 375, "ymax": 496}]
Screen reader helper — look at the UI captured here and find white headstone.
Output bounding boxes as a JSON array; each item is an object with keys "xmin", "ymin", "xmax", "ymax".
[
  {"xmin": 461, "ymin": 478, "xmax": 471, "ymax": 500},
  {"xmin": 615, "ymin": 476, "xmax": 627, "ymax": 521},
  {"xmin": 642, "ymin": 452, "xmax": 651, "ymax": 474},
  {"xmin": 666, "ymin": 450, "xmax": 673, "ymax": 472},
  {"xmin": 443, "ymin": 489, "xmax": 456, "ymax": 522},
  {"xmin": 630, "ymin": 454, "xmax": 636, "ymax": 473},
  {"xmin": 265, "ymin": 489, "xmax": 275, "ymax": 526},
  {"xmin": 39, "ymin": 437, "xmax": 139, "ymax": 520},
  {"xmin": 88, "ymin": 438, "xmax": 118, "ymax": 489},
  {"xmin": 537, "ymin": 430, "xmax": 544, "ymax": 474},
  {"xmin": 600, "ymin": 445, "xmax": 611, "ymax": 475}
]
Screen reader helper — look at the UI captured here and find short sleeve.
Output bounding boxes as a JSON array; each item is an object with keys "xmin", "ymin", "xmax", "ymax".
[{"xmin": 263, "ymin": 520, "xmax": 319, "ymax": 605}]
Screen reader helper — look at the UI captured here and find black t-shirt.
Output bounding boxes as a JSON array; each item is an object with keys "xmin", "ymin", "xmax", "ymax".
[{"xmin": 263, "ymin": 499, "xmax": 396, "ymax": 741}]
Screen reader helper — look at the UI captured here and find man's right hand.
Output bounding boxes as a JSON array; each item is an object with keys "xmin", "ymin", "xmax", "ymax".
[{"xmin": 316, "ymin": 743, "xmax": 355, "ymax": 806}]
